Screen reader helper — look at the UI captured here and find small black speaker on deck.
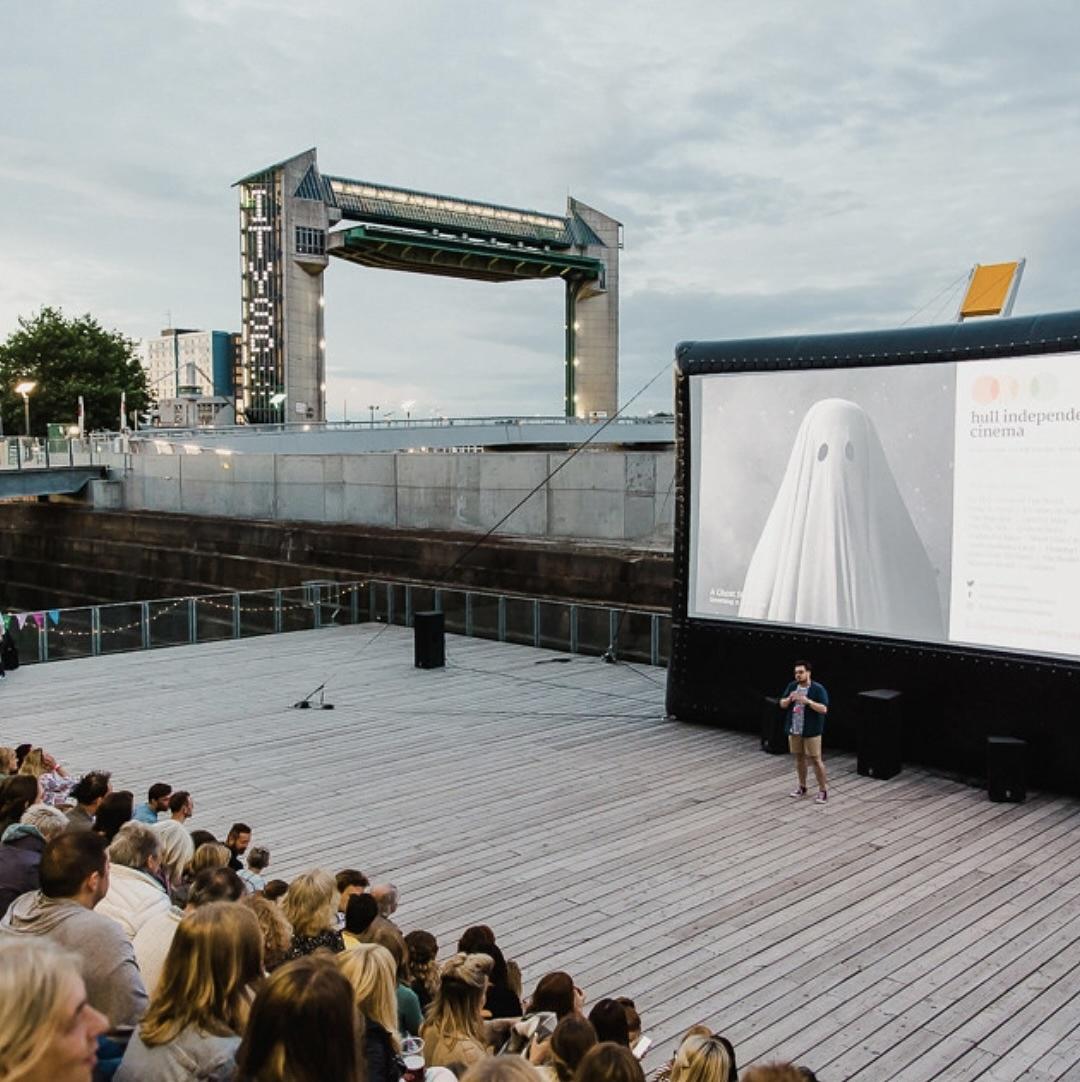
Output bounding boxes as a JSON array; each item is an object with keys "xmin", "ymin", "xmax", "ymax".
[
  {"xmin": 414, "ymin": 611, "xmax": 445, "ymax": 669},
  {"xmin": 760, "ymin": 696, "xmax": 787, "ymax": 754},
  {"xmin": 987, "ymin": 736, "xmax": 1026, "ymax": 803},
  {"xmin": 856, "ymin": 688, "xmax": 903, "ymax": 780}
]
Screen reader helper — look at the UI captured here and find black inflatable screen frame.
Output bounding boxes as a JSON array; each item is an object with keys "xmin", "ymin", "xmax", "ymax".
[{"xmin": 666, "ymin": 309, "xmax": 1080, "ymax": 795}]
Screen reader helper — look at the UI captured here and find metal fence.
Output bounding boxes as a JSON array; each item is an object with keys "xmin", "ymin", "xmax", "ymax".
[{"xmin": 5, "ymin": 580, "xmax": 670, "ymax": 669}]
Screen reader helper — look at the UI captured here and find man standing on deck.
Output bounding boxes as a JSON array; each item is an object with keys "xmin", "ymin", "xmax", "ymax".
[{"xmin": 779, "ymin": 660, "xmax": 829, "ymax": 804}]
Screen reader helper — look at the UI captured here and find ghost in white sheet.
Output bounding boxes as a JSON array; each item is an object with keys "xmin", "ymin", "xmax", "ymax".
[{"xmin": 738, "ymin": 397, "xmax": 943, "ymax": 639}]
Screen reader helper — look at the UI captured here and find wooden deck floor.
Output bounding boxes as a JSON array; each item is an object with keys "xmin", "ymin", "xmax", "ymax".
[{"xmin": 8, "ymin": 625, "xmax": 1080, "ymax": 1080}]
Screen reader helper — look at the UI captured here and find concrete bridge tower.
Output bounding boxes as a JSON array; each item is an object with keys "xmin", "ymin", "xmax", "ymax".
[{"xmin": 237, "ymin": 150, "xmax": 620, "ymax": 423}]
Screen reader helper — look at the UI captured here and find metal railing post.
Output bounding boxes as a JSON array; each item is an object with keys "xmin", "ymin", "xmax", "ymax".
[
  {"xmin": 434, "ymin": 588, "xmax": 442, "ymax": 614},
  {"xmin": 38, "ymin": 623, "xmax": 48, "ymax": 663},
  {"xmin": 570, "ymin": 604, "xmax": 579, "ymax": 654},
  {"xmin": 312, "ymin": 585, "xmax": 321, "ymax": 630},
  {"xmin": 497, "ymin": 596, "xmax": 507, "ymax": 642},
  {"xmin": 232, "ymin": 593, "xmax": 242, "ymax": 637},
  {"xmin": 44, "ymin": 440, "xmax": 50, "ymax": 468},
  {"xmin": 651, "ymin": 614, "xmax": 660, "ymax": 667},
  {"xmin": 405, "ymin": 585, "xmax": 413, "ymax": 627},
  {"xmin": 274, "ymin": 589, "xmax": 284, "ymax": 633},
  {"xmin": 386, "ymin": 584, "xmax": 394, "ymax": 626},
  {"xmin": 465, "ymin": 592, "xmax": 474, "ymax": 637},
  {"xmin": 609, "ymin": 608, "xmax": 620, "ymax": 660},
  {"xmin": 141, "ymin": 602, "xmax": 151, "ymax": 650},
  {"xmin": 14, "ymin": 440, "xmax": 20, "ymax": 470},
  {"xmin": 369, "ymin": 582, "xmax": 377, "ymax": 622},
  {"xmin": 188, "ymin": 598, "xmax": 197, "ymax": 644},
  {"xmin": 533, "ymin": 599, "xmax": 541, "ymax": 647},
  {"xmin": 91, "ymin": 607, "xmax": 102, "ymax": 657},
  {"xmin": 349, "ymin": 584, "xmax": 359, "ymax": 625},
  {"xmin": 69, "ymin": 439, "xmax": 74, "ymax": 467}
]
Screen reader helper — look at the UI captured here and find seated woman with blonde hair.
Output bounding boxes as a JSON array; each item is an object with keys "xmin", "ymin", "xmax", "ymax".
[
  {"xmin": 189, "ymin": 842, "xmax": 232, "ymax": 876},
  {"xmin": 421, "ymin": 952, "xmax": 495, "ymax": 1073},
  {"xmin": 240, "ymin": 893, "xmax": 293, "ymax": 972},
  {"xmin": 644, "ymin": 1021, "xmax": 740, "ymax": 1082},
  {"xmin": 669, "ymin": 1032, "xmax": 736, "ymax": 1082},
  {"xmin": 0, "ymin": 938, "xmax": 109, "ymax": 1082},
  {"xmin": 0, "ymin": 747, "xmax": 17, "ymax": 778},
  {"xmin": 15, "ymin": 747, "xmax": 74, "ymax": 808},
  {"xmin": 171, "ymin": 841, "xmax": 233, "ymax": 908},
  {"xmin": 116, "ymin": 901, "xmax": 264, "ymax": 1081},
  {"xmin": 338, "ymin": 943, "xmax": 403, "ymax": 1082},
  {"xmin": 364, "ymin": 922, "xmax": 424, "ymax": 1036},
  {"xmin": 282, "ymin": 868, "xmax": 345, "ymax": 959}
]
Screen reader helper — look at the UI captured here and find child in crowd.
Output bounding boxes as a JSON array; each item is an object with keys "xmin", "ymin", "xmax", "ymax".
[{"xmin": 239, "ymin": 846, "xmax": 271, "ymax": 893}]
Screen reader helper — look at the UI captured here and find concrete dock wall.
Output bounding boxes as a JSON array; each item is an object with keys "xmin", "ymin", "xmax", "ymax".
[
  {"xmin": 0, "ymin": 504, "xmax": 673, "ymax": 613},
  {"xmin": 111, "ymin": 450, "xmax": 675, "ymax": 544}
]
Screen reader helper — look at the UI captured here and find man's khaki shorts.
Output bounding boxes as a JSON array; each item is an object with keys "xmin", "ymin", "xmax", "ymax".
[{"xmin": 789, "ymin": 734, "xmax": 823, "ymax": 759}]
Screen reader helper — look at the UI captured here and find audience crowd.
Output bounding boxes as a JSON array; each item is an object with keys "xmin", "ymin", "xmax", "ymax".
[{"xmin": 0, "ymin": 746, "xmax": 821, "ymax": 1082}]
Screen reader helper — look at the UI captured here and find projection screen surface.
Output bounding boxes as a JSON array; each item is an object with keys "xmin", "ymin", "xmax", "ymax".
[{"xmin": 687, "ymin": 352, "xmax": 1080, "ymax": 661}]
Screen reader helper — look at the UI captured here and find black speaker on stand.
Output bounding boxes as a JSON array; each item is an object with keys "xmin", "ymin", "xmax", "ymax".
[
  {"xmin": 760, "ymin": 696, "xmax": 787, "ymax": 754},
  {"xmin": 414, "ymin": 611, "xmax": 445, "ymax": 669},
  {"xmin": 856, "ymin": 689, "xmax": 903, "ymax": 779},
  {"xmin": 987, "ymin": 736, "xmax": 1026, "ymax": 802}
]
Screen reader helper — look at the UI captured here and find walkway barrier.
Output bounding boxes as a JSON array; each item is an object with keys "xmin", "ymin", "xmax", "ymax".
[
  {"xmin": 3, "ymin": 580, "xmax": 670, "ymax": 669},
  {"xmin": 0, "ymin": 436, "xmax": 117, "ymax": 471}
]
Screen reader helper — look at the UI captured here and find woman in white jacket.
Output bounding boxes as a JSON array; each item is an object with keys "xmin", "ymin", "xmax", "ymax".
[{"xmin": 96, "ymin": 821, "xmax": 171, "ymax": 940}]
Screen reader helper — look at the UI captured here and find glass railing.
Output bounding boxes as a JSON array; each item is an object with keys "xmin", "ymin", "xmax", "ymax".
[
  {"xmin": 0, "ymin": 436, "xmax": 114, "ymax": 470},
  {"xmin": 3, "ymin": 580, "xmax": 669, "ymax": 669}
]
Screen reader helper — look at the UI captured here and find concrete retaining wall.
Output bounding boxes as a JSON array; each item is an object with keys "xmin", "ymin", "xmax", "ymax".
[
  {"xmin": 0, "ymin": 505, "xmax": 673, "ymax": 613},
  {"xmin": 109, "ymin": 450, "xmax": 675, "ymax": 544}
]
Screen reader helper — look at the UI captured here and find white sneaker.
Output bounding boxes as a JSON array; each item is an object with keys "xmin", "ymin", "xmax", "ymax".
[
  {"xmin": 789, "ymin": 786, "xmax": 807, "ymax": 798},
  {"xmin": 814, "ymin": 790, "xmax": 828, "ymax": 804}
]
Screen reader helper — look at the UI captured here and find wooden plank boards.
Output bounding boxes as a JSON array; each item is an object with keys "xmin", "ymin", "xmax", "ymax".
[{"xmin": 5, "ymin": 625, "xmax": 1080, "ymax": 1080}]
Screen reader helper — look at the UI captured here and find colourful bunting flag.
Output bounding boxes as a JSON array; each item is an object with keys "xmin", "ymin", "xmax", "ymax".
[
  {"xmin": 15, "ymin": 614, "xmax": 28, "ymax": 630},
  {"xmin": 48, "ymin": 610, "xmax": 60, "ymax": 626}
]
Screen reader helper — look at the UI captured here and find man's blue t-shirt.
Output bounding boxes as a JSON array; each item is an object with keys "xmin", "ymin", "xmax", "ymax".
[
  {"xmin": 782, "ymin": 680, "xmax": 829, "ymax": 738},
  {"xmin": 131, "ymin": 803, "xmax": 159, "ymax": 825}
]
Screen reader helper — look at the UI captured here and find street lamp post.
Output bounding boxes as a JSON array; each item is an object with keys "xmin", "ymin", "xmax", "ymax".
[
  {"xmin": 14, "ymin": 381, "xmax": 36, "ymax": 437},
  {"xmin": 368, "ymin": 404, "xmax": 378, "ymax": 426}
]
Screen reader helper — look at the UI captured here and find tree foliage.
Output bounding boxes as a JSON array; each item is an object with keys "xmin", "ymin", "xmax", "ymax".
[{"xmin": 0, "ymin": 306, "xmax": 149, "ymax": 436}]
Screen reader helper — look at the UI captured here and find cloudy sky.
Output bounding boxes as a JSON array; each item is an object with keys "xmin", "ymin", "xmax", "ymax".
[{"xmin": 2, "ymin": 1, "xmax": 1078, "ymax": 418}]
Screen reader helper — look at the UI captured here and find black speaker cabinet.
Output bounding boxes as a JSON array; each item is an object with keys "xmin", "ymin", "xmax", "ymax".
[
  {"xmin": 987, "ymin": 736, "xmax": 1026, "ymax": 803},
  {"xmin": 413, "ymin": 611, "xmax": 445, "ymax": 669},
  {"xmin": 856, "ymin": 689, "xmax": 903, "ymax": 780},
  {"xmin": 760, "ymin": 696, "xmax": 787, "ymax": 754}
]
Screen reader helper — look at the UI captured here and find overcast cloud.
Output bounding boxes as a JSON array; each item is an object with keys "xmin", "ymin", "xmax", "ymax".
[{"xmin": 2, "ymin": 0, "xmax": 1079, "ymax": 418}]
